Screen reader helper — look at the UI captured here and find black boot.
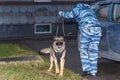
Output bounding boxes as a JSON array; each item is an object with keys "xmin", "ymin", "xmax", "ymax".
[{"xmin": 82, "ymin": 71, "xmax": 91, "ymax": 77}]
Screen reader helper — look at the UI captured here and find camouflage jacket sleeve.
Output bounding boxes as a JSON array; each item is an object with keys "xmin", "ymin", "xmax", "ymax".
[{"xmin": 60, "ymin": 4, "xmax": 91, "ymax": 19}]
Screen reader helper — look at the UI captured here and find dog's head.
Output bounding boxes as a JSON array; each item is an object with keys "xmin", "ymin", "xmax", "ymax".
[{"xmin": 53, "ymin": 36, "xmax": 65, "ymax": 52}]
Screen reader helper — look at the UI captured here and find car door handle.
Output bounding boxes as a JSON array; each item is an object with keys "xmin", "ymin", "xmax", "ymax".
[{"xmin": 107, "ymin": 27, "xmax": 113, "ymax": 32}]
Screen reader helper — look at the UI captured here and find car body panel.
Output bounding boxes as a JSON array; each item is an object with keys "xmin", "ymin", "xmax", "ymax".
[{"xmin": 94, "ymin": 0, "xmax": 120, "ymax": 61}]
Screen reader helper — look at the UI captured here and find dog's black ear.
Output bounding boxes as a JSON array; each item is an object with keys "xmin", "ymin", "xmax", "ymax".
[{"xmin": 60, "ymin": 36, "xmax": 65, "ymax": 41}]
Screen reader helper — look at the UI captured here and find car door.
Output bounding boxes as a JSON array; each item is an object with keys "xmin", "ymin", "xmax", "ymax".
[
  {"xmin": 96, "ymin": 2, "xmax": 120, "ymax": 61},
  {"xmin": 95, "ymin": 4, "xmax": 111, "ymax": 53},
  {"xmin": 95, "ymin": 3, "xmax": 120, "ymax": 61},
  {"xmin": 107, "ymin": 3, "xmax": 120, "ymax": 61}
]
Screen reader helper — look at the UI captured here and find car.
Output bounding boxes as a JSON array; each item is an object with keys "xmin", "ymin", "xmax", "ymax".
[{"xmin": 92, "ymin": 0, "xmax": 120, "ymax": 61}]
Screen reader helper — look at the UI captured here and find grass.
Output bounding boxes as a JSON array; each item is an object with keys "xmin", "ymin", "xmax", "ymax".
[
  {"xmin": 0, "ymin": 44, "xmax": 38, "ymax": 57},
  {"xmin": 0, "ymin": 61, "xmax": 83, "ymax": 80},
  {"xmin": 0, "ymin": 44, "xmax": 83, "ymax": 80}
]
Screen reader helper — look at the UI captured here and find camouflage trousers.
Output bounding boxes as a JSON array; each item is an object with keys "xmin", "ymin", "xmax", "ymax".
[{"xmin": 78, "ymin": 28, "xmax": 101, "ymax": 75}]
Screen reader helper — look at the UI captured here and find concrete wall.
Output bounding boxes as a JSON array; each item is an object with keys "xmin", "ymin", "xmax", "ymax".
[
  {"xmin": 0, "ymin": 5, "xmax": 74, "ymax": 24},
  {"xmin": 0, "ymin": 4, "xmax": 78, "ymax": 38},
  {"xmin": 0, "ymin": 0, "xmax": 93, "ymax": 38}
]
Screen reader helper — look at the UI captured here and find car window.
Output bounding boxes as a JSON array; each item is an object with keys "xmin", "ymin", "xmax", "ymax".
[
  {"xmin": 113, "ymin": 4, "xmax": 120, "ymax": 22},
  {"xmin": 96, "ymin": 5, "xmax": 109, "ymax": 21}
]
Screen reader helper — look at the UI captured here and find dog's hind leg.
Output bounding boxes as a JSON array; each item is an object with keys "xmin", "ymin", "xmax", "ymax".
[{"xmin": 48, "ymin": 56, "xmax": 54, "ymax": 72}]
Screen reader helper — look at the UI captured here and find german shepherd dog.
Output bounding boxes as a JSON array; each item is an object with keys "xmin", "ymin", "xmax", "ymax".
[{"xmin": 40, "ymin": 36, "xmax": 66, "ymax": 76}]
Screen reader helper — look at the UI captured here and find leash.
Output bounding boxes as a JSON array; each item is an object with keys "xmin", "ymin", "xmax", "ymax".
[
  {"xmin": 77, "ymin": 31, "xmax": 80, "ymax": 51},
  {"xmin": 56, "ymin": 15, "xmax": 60, "ymax": 36},
  {"xmin": 61, "ymin": 17, "xmax": 65, "ymax": 36},
  {"xmin": 56, "ymin": 15, "xmax": 65, "ymax": 36}
]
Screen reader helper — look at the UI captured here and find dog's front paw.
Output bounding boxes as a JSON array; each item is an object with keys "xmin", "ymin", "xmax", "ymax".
[
  {"xmin": 59, "ymin": 72, "xmax": 63, "ymax": 77},
  {"xmin": 48, "ymin": 69, "xmax": 52, "ymax": 72},
  {"xmin": 56, "ymin": 70, "xmax": 59, "ymax": 74}
]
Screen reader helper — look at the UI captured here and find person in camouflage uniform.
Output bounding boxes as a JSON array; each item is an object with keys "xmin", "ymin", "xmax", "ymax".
[{"xmin": 59, "ymin": 3, "xmax": 102, "ymax": 77}]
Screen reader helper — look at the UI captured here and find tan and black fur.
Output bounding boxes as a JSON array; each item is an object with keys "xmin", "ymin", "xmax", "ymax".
[{"xmin": 40, "ymin": 36, "xmax": 66, "ymax": 76}]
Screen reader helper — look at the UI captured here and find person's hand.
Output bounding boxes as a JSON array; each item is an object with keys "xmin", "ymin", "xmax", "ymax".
[{"xmin": 58, "ymin": 11, "xmax": 62, "ymax": 16}]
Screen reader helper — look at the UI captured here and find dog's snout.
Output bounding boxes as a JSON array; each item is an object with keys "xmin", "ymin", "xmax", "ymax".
[{"xmin": 56, "ymin": 42, "xmax": 63, "ymax": 46}]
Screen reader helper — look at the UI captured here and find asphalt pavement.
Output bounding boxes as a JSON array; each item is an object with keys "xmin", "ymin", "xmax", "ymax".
[{"xmin": 0, "ymin": 37, "xmax": 120, "ymax": 80}]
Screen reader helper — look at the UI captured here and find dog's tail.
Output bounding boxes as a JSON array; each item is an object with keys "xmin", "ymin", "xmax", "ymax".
[{"xmin": 40, "ymin": 48, "xmax": 51, "ymax": 54}]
